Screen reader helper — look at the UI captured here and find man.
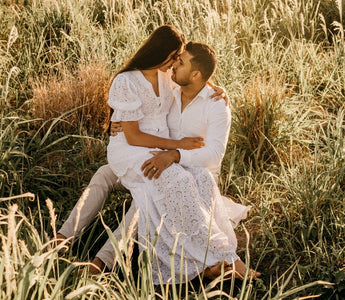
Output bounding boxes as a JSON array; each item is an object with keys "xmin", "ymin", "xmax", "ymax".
[{"xmin": 58, "ymin": 42, "xmax": 258, "ymax": 279}]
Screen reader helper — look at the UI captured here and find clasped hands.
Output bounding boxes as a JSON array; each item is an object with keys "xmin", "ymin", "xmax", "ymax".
[
  {"xmin": 110, "ymin": 121, "xmax": 191, "ymax": 179},
  {"xmin": 141, "ymin": 150, "xmax": 180, "ymax": 180}
]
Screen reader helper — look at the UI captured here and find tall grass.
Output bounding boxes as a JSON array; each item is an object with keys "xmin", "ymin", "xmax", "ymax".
[
  {"xmin": 31, "ymin": 61, "xmax": 111, "ymax": 133},
  {"xmin": 0, "ymin": 198, "xmax": 331, "ymax": 299},
  {"xmin": 1, "ymin": 0, "xmax": 345, "ymax": 298}
]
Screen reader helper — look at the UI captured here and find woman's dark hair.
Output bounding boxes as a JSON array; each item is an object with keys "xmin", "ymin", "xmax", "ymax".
[
  {"xmin": 117, "ymin": 25, "xmax": 185, "ymax": 74},
  {"xmin": 107, "ymin": 25, "xmax": 184, "ymax": 132}
]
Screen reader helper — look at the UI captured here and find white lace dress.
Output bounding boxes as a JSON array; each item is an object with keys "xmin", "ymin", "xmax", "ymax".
[{"xmin": 107, "ymin": 70, "xmax": 242, "ymax": 284}]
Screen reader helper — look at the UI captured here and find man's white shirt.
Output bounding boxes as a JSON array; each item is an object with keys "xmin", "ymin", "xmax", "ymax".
[{"xmin": 167, "ymin": 84, "xmax": 231, "ymax": 180}]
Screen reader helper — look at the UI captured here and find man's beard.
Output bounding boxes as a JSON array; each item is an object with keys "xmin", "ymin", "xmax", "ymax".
[{"xmin": 172, "ymin": 72, "xmax": 190, "ymax": 86}]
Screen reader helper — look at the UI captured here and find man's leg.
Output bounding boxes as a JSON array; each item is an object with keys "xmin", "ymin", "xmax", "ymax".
[
  {"xmin": 89, "ymin": 203, "xmax": 138, "ymax": 272},
  {"xmin": 58, "ymin": 164, "xmax": 124, "ymax": 239}
]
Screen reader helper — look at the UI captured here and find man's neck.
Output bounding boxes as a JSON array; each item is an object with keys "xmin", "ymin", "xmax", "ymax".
[{"xmin": 180, "ymin": 82, "xmax": 206, "ymax": 112}]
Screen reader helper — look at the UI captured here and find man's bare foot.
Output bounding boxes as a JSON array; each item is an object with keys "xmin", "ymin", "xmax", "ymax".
[
  {"xmin": 56, "ymin": 233, "xmax": 67, "ymax": 245},
  {"xmin": 203, "ymin": 259, "xmax": 261, "ymax": 280},
  {"xmin": 232, "ymin": 259, "xmax": 261, "ymax": 279},
  {"xmin": 55, "ymin": 233, "xmax": 70, "ymax": 253},
  {"xmin": 78, "ymin": 257, "xmax": 106, "ymax": 275},
  {"xmin": 203, "ymin": 261, "xmax": 233, "ymax": 280}
]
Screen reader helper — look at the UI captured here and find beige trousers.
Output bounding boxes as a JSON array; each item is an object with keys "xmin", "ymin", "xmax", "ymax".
[{"xmin": 58, "ymin": 164, "xmax": 138, "ymax": 269}]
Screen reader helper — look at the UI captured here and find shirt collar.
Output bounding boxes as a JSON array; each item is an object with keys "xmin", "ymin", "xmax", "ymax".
[
  {"xmin": 195, "ymin": 84, "xmax": 211, "ymax": 101},
  {"xmin": 173, "ymin": 84, "xmax": 210, "ymax": 102}
]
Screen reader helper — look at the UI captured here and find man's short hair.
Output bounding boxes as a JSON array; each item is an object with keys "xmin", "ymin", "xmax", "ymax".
[{"xmin": 185, "ymin": 41, "xmax": 217, "ymax": 81}]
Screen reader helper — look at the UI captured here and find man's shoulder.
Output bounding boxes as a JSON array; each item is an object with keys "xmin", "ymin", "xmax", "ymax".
[
  {"xmin": 200, "ymin": 88, "xmax": 230, "ymax": 120},
  {"xmin": 203, "ymin": 87, "xmax": 228, "ymax": 109}
]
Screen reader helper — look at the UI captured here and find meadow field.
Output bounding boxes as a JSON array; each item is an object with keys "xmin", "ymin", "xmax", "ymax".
[{"xmin": 1, "ymin": 0, "xmax": 345, "ymax": 298}]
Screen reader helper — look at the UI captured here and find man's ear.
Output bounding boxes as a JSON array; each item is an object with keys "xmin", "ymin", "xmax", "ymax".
[{"xmin": 191, "ymin": 70, "xmax": 202, "ymax": 81}]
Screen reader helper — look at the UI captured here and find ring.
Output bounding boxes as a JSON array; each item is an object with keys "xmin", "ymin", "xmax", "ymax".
[{"xmin": 152, "ymin": 167, "xmax": 157, "ymax": 171}]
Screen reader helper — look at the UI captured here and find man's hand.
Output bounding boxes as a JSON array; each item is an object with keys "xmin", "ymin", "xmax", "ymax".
[
  {"xmin": 141, "ymin": 150, "xmax": 180, "ymax": 180},
  {"xmin": 110, "ymin": 122, "xmax": 123, "ymax": 136}
]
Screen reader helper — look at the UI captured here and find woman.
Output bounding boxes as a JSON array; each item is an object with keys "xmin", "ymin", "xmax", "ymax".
[{"xmin": 99, "ymin": 25, "xmax": 259, "ymax": 283}]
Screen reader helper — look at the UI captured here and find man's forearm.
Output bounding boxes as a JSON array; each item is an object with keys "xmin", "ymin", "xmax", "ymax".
[{"xmin": 178, "ymin": 103, "xmax": 230, "ymax": 170}]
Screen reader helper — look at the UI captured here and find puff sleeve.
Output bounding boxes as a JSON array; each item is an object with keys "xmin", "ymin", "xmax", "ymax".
[{"xmin": 108, "ymin": 73, "xmax": 144, "ymax": 122}]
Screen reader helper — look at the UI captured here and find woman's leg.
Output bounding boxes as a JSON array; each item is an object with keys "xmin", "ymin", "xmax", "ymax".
[
  {"xmin": 186, "ymin": 167, "xmax": 260, "ymax": 280},
  {"xmin": 88, "ymin": 163, "xmax": 259, "ymax": 281},
  {"xmin": 93, "ymin": 203, "xmax": 138, "ymax": 271},
  {"xmin": 133, "ymin": 164, "xmax": 240, "ymax": 284}
]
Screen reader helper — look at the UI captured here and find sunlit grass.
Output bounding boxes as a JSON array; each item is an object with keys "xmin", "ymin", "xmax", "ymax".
[
  {"xmin": 1, "ymin": 0, "xmax": 345, "ymax": 298},
  {"xmin": 0, "ymin": 198, "xmax": 331, "ymax": 299}
]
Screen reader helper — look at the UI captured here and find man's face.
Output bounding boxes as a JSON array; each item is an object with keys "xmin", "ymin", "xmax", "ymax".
[
  {"xmin": 159, "ymin": 47, "xmax": 183, "ymax": 72},
  {"xmin": 171, "ymin": 51, "xmax": 194, "ymax": 86}
]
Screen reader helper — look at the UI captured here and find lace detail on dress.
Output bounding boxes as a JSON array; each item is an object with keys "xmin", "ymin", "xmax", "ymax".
[
  {"xmin": 110, "ymin": 107, "xmax": 144, "ymax": 122},
  {"xmin": 108, "ymin": 71, "xmax": 173, "ymax": 123},
  {"xmin": 108, "ymin": 73, "xmax": 144, "ymax": 122},
  {"xmin": 185, "ymin": 167, "xmax": 215, "ymax": 209},
  {"xmin": 135, "ymin": 164, "xmax": 239, "ymax": 284}
]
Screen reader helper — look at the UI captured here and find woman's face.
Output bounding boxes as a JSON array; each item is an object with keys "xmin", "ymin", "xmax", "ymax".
[{"xmin": 159, "ymin": 47, "xmax": 184, "ymax": 72}]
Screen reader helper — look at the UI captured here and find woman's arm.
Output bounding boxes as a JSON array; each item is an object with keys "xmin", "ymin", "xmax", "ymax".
[
  {"xmin": 121, "ymin": 121, "xmax": 204, "ymax": 150},
  {"xmin": 207, "ymin": 82, "xmax": 230, "ymax": 106}
]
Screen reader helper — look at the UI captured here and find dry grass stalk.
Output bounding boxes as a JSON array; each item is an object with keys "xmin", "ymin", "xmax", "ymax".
[
  {"xmin": 124, "ymin": 208, "xmax": 139, "ymax": 274},
  {"xmin": 0, "ymin": 192, "xmax": 35, "ymax": 202},
  {"xmin": 46, "ymin": 198, "xmax": 57, "ymax": 240},
  {"xmin": 3, "ymin": 204, "xmax": 19, "ymax": 297},
  {"xmin": 74, "ymin": 187, "xmax": 89, "ymax": 235},
  {"xmin": 234, "ymin": 74, "xmax": 289, "ymax": 169},
  {"xmin": 32, "ymin": 61, "xmax": 111, "ymax": 133}
]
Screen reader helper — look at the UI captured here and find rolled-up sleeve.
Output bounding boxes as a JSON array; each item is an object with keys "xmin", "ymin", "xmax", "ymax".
[{"xmin": 178, "ymin": 101, "xmax": 231, "ymax": 174}]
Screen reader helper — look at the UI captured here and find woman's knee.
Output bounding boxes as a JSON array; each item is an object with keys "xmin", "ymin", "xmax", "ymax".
[{"xmin": 156, "ymin": 164, "xmax": 195, "ymax": 187}]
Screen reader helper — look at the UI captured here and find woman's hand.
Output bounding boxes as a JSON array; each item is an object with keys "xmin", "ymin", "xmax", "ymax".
[
  {"xmin": 178, "ymin": 137, "xmax": 204, "ymax": 150},
  {"xmin": 207, "ymin": 82, "xmax": 230, "ymax": 107}
]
